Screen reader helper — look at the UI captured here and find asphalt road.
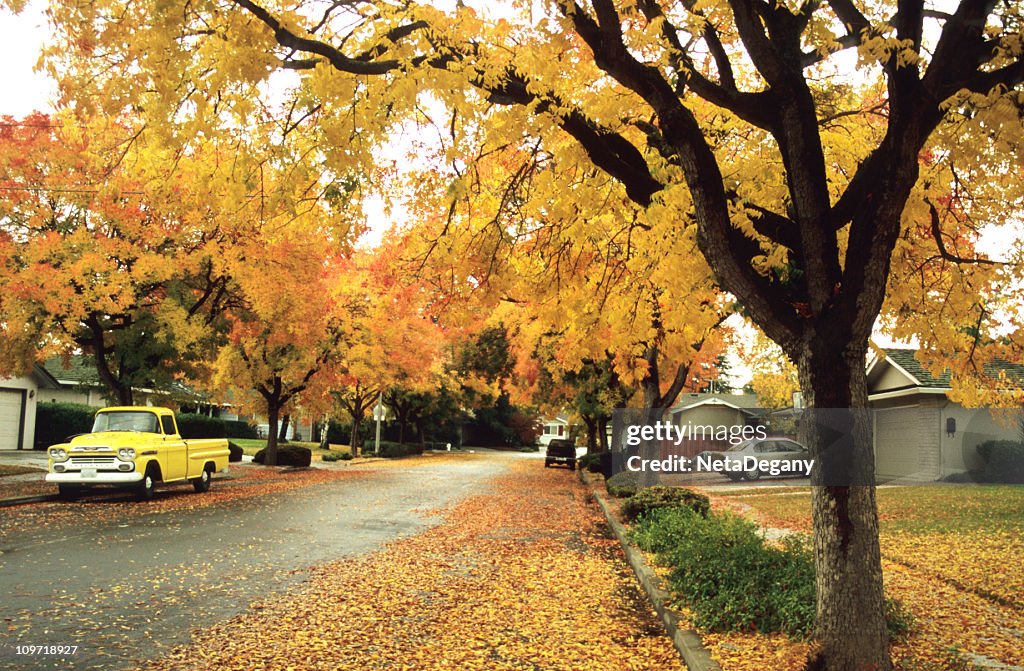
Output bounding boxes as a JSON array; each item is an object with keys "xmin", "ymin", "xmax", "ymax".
[{"xmin": 0, "ymin": 454, "xmax": 511, "ymax": 670}]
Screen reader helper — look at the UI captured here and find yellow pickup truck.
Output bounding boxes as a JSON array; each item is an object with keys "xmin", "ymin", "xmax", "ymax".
[{"xmin": 45, "ymin": 406, "xmax": 230, "ymax": 501}]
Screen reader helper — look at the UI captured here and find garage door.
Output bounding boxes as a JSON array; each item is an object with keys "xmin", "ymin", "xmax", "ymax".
[
  {"xmin": 874, "ymin": 406, "xmax": 925, "ymax": 481},
  {"xmin": 0, "ymin": 389, "xmax": 25, "ymax": 450}
]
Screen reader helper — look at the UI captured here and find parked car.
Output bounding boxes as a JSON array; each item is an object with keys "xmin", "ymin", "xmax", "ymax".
[
  {"xmin": 544, "ymin": 438, "xmax": 577, "ymax": 470},
  {"xmin": 46, "ymin": 406, "xmax": 230, "ymax": 501},
  {"xmin": 697, "ymin": 437, "xmax": 811, "ymax": 481}
]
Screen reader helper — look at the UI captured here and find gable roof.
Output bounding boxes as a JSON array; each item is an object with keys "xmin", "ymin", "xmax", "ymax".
[
  {"xmin": 43, "ymin": 356, "xmax": 102, "ymax": 386},
  {"xmin": 870, "ymin": 348, "xmax": 1024, "ymax": 394},
  {"xmin": 669, "ymin": 392, "xmax": 765, "ymax": 416}
]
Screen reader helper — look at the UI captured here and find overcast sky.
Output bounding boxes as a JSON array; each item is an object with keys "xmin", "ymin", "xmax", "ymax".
[{"xmin": 0, "ymin": 2, "xmax": 54, "ymax": 117}]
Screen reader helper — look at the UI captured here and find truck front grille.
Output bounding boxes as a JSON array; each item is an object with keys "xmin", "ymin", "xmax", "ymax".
[{"xmin": 69, "ymin": 456, "xmax": 117, "ymax": 465}]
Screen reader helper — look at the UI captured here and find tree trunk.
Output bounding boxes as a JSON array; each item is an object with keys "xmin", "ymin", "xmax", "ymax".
[
  {"xmin": 583, "ymin": 415, "xmax": 598, "ymax": 453},
  {"xmin": 319, "ymin": 416, "xmax": 329, "ymax": 450},
  {"xmin": 597, "ymin": 416, "xmax": 609, "ymax": 452},
  {"xmin": 278, "ymin": 413, "xmax": 290, "ymax": 443},
  {"xmin": 350, "ymin": 417, "xmax": 363, "ymax": 454},
  {"xmin": 798, "ymin": 341, "xmax": 889, "ymax": 671},
  {"xmin": 265, "ymin": 398, "xmax": 280, "ymax": 466}
]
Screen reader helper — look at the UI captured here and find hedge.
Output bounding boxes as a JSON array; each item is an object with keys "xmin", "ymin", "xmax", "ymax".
[
  {"xmin": 621, "ymin": 486, "xmax": 710, "ymax": 521},
  {"xmin": 976, "ymin": 440, "xmax": 1024, "ymax": 483},
  {"xmin": 224, "ymin": 420, "xmax": 258, "ymax": 439},
  {"xmin": 34, "ymin": 402, "xmax": 96, "ymax": 449},
  {"xmin": 362, "ymin": 439, "xmax": 421, "ymax": 458},
  {"xmin": 253, "ymin": 445, "xmax": 312, "ymax": 467},
  {"xmin": 176, "ymin": 413, "xmax": 226, "ymax": 439}
]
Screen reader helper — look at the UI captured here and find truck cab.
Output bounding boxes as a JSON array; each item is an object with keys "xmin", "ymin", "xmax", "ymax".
[{"xmin": 45, "ymin": 407, "xmax": 230, "ymax": 501}]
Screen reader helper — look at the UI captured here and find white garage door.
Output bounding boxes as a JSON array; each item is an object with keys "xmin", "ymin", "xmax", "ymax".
[
  {"xmin": 0, "ymin": 389, "xmax": 25, "ymax": 450},
  {"xmin": 874, "ymin": 406, "xmax": 925, "ymax": 481}
]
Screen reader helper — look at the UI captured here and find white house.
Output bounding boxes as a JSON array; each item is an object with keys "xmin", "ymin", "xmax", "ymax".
[
  {"xmin": 867, "ymin": 348, "xmax": 1023, "ymax": 481},
  {"xmin": 537, "ymin": 414, "xmax": 571, "ymax": 446},
  {"xmin": 0, "ymin": 365, "xmax": 61, "ymax": 450}
]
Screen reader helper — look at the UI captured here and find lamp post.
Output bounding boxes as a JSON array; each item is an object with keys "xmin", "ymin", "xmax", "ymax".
[{"xmin": 373, "ymin": 393, "xmax": 384, "ymax": 454}]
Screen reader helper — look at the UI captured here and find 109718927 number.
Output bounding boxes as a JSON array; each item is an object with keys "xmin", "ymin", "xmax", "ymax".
[{"xmin": 14, "ymin": 645, "xmax": 79, "ymax": 655}]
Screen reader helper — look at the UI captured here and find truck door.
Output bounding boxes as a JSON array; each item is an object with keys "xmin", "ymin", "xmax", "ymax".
[{"xmin": 161, "ymin": 414, "xmax": 188, "ymax": 482}]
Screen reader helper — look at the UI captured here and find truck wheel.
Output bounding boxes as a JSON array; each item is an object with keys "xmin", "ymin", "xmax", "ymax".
[
  {"xmin": 58, "ymin": 485, "xmax": 82, "ymax": 501},
  {"xmin": 136, "ymin": 470, "xmax": 156, "ymax": 501},
  {"xmin": 192, "ymin": 468, "xmax": 211, "ymax": 493}
]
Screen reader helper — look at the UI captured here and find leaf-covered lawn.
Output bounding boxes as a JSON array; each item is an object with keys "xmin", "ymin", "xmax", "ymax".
[
  {"xmin": 702, "ymin": 485, "xmax": 1024, "ymax": 670},
  {"xmin": 149, "ymin": 460, "xmax": 685, "ymax": 671}
]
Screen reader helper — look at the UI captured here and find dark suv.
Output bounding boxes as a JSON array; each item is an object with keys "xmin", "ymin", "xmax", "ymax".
[{"xmin": 544, "ymin": 439, "xmax": 577, "ymax": 470}]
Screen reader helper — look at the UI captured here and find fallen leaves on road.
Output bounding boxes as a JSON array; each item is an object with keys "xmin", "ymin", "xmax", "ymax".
[
  {"xmin": 0, "ymin": 464, "xmax": 360, "ymax": 535},
  {"xmin": 149, "ymin": 460, "xmax": 685, "ymax": 671}
]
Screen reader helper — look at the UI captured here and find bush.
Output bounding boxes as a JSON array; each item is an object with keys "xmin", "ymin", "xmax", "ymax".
[
  {"xmin": 340, "ymin": 452, "xmax": 354, "ymax": 461},
  {"xmin": 322, "ymin": 451, "xmax": 346, "ymax": 462},
  {"xmin": 362, "ymin": 440, "xmax": 420, "ymax": 458},
  {"xmin": 227, "ymin": 441, "xmax": 244, "ymax": 463},
  {"xmin": 34, "ymin": 402, "xmax": 96, "ymax": 449},
  {"xmin": 224, "ymin": 420, "xmax": 258, "ymax": 439},
  {"xmin": 621, "ymin": 486, "xmax": 710, "ymax": 522},
  {"xmin": 176, "ymin": 413, "xmax": 226, "ymax": 439},
  {"xmin": 630, "ymin": 507, "xmax": 912, "ymax": 639},
  {"xmin": 605, "ymin": 470, "xmax": 642, "ymax": 498},
  {"xmin": 577, "ymin": 453, "xmax": 601, "ymax": 471},
  {"xmin": 630, "ymin": 506, "xmax": 816, "ymax": 637},
  {"xmin": 253, "ymin": 445, "xmax": 312, "ymax": 467},
  {"xmin": 976, "ymin": 440, "xmax": 1024, "ymax": 483},
  {"xmin": 519, "ymin": 446, "xmax": 538, "ymax": 453}
]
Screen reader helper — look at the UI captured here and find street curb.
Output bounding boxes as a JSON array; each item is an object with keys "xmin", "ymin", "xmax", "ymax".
[
  {"xmin": 0, "ymin": 494, "xmax": 59, "ymax": 507},
  {"xmin": 584, "ymin": 474, "xmax": 722, "ymax": 671}
]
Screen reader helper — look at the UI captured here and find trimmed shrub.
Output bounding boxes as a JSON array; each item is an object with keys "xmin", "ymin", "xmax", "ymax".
[
  {"xmin": 605, "ymin": 470, "xmax": 642, "ymax": 498},
  {"xmin": 630, "ymin": 507, "xmax": 911, "ymax": 639},
  {"xmin": 224, "ymin": 420, "xmax": 258, "ymax": 439},
  {"xmin": 630, "ymin": 506, "xmax": 816, "ymax": 637},
  {"xmin": 362, "ymin": 440, "xmax": 419, "ymax": 458},
  {"xmin": 621, "ymin": 486, "xmax": 710, "ymax": 521},
  {"xmin": 34, "ymin": 402, "xmax": 96, "ymax": 449},
  {"xmin": 322, "ymin": 451, "xmax": 345, "ymax": 462},
  {"xmin": 253, "ymin": 445, "xmax": 312, "ymax": 467},
  {"xmin": 227, "ymin": 441, "xmax": 244, "ymax": 463},
  {"xmin": 340, "ymin": 452, "xmax": 354, "ymax": 461},
  {"xmin": 976, "ymin": 440, "xmax": 1024, "ymax": 483},
  {"xmin": 176, "ymin": 413, "xmax": 226, "ymax": 439}
]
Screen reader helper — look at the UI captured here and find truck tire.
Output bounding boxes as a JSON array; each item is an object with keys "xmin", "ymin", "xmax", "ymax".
[
  {"xmin": 136, "ymin": 469, "xmax": 156, "ymax": 501},
  {"xmin": 58, "ymin": 484, "xmax": 82, "ymax": 501},
  {"xmin": 192, "ymin": 467, "xmax": 211, "ymax": 493}
]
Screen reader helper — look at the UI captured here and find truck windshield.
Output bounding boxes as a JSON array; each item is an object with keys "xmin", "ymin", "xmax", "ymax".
[{"xmin": 92, "ymin": 412, "xmax": 160, "ymax": 434}]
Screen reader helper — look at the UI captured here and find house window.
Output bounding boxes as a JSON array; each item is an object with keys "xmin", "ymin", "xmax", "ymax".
[{"xmin": 557, "ymin": 425, "xmax": 564, "ymax": 436}]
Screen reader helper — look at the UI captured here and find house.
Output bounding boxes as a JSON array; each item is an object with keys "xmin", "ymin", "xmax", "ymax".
[
  {"xmin": 666, "ymin": 393, "xmax": 767, "ymax": 457},
  {"xmin": 40, "ymin": 356, "xmax": 190, "ymax": 408},
  {"xmin": 867, "ymin": 348, "xmax": 1023, "ymax": 481},
  {"xmin": 537, "ymin": 414, "xmax": 571, "ymax": 446},
  {"xmin": 0, "ymin": 365, "xmax": 61, "ymax": 450}
]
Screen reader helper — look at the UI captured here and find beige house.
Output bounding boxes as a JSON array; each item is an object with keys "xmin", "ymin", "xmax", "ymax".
[
  {"xmin": 867, "ymin": 349, "xmax": 1023, "ymax": 481},
  {"xmin": 0, "ymin": 365, "xmax": 61, "ymax": 450}
]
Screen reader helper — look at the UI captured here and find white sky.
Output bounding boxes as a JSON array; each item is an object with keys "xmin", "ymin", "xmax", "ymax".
[{"xmin": 0, "ymin": 3, "xmax": 55, "ymax": 116}]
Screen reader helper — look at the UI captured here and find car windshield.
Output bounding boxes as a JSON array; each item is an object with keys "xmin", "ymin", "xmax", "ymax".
[
  {"xmin": 727, "ymin": 439, "xmax": 757, "ymax": 452},
  {"xmin": 92, "ymin": 411, "xmax": 160, "ymax": 434}
]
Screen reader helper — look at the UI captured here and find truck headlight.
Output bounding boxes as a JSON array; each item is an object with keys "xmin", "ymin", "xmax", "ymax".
[
  {"xmin": 49, "ymin": 448, "xmax": 68, "ymax": 461},
  {"xmin": 118, "ymin": 448, "xmax": 136, "ymax": 460}
]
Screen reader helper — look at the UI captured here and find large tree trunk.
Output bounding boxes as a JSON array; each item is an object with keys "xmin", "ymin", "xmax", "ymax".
[
  {"xmin": 799, "ymin": 340, "xmax": 889, "ymax": 671},
  {"xmin": 597, "ymin": 416, "xmax": 609, "ymax": 452}
]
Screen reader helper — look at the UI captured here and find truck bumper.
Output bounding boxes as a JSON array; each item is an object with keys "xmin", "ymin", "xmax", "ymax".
[{"xmin": 45, "ymin": 472, "xmax": 144, "ymax": 485}]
